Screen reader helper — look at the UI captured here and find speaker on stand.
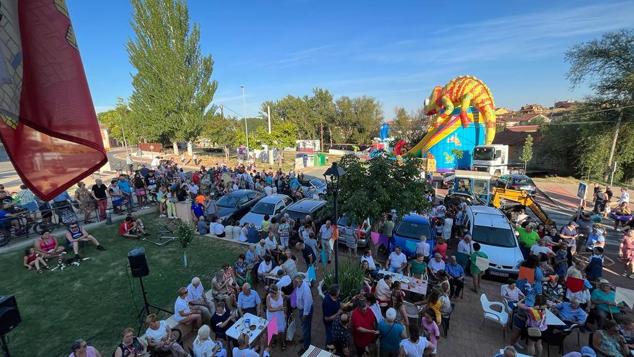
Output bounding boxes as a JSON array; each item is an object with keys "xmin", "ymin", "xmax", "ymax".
[
  {"xmin": 0, "ymin": 295, "xmax": 21, "ymax": 357},
  {"xmin": 127, "ymin": 247, "xmax": 171, "ymax": 332}
]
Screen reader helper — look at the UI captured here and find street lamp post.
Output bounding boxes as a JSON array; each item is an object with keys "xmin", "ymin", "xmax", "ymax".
[
  {"xmin": 323, "ymin": 162, "xmax": 346, "ymax": 284},
  {"xmin": 241, "ymin": 85, "xmax": 249, "ymax": 156}
]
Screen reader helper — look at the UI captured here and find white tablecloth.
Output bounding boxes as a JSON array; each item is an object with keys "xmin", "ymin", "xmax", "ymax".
[
  {"xmin": 545, "ymin": 309, "xmax": 566, "ymax": 326},
  {"xmin": 225, "ymin": 313, "xmax": 268, "ymax": 345}
]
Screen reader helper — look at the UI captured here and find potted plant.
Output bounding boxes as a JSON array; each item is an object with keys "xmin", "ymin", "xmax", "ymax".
[
  {"xmin": 176, "ymin": 221, "xmax": 195, "ymax": 267},
  {"xmin": 320, "ymin": 262, "xmax": 365, "ymax": 303}
]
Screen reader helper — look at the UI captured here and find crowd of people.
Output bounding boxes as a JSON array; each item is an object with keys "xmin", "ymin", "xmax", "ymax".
[{"xmin": 11, "ymin": 154, "xmax": 631, "ymax": 357}]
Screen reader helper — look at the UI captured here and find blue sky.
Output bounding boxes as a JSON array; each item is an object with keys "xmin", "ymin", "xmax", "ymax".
[{"xmin": 67, "ymin": 0, "xmax": 634, "ymax": 118}]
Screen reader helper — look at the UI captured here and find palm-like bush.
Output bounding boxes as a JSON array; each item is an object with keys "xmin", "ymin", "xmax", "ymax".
[{"xmin": 322, "ymin": 262, "xmax": 365, "ymax": 303}]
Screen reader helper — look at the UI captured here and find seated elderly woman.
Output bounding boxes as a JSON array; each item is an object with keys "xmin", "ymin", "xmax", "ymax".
[
  {"xmin": 591, "ymin": 279, "xmax": 623, "ymax": 329},
  {"xmin": 552, "ymin": 298, "xmax": 588, "ymax": 327},
  {"xmin": 193, "ymin": 325, "xmax": 227, "ymax": 357},
  {"xmin": 212, "ymin": 271, "xmax": 235, "ymax": 308},
  {"xmin": 234, "ymin": 254, "xmax": 249, "ymax": 286},
  {"xmin": 542, "ymin": 276, "xmax": 565, "ymax": 304},
  {"xmin": 144, "ymin": 313, "xmax": 188, "ymax": 356},
  {"xmin": 593, "ymin": 319, "xmax": 631, "ymax": 357}
]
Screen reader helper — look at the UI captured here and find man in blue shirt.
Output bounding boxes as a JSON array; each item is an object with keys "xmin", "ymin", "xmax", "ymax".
[
  {"xmin": 117, "ymin": 175, "xmax": 134, "ymax": 211},
  {"xmin": 554, "ymin": 299, "xmax": 587, "ymax": 326},
  {"xmin": 445, "ymin": 255, "xmax": 465, "ymax": 298},
  {"xmin": 237, "ymin": 283, "xmax": 261, "ymax": 316}
]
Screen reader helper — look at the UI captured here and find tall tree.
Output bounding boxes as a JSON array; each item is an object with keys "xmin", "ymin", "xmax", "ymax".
[
  {"xmin": 98, "ymin": 99, "xmax": 132, "ymax": 144},
  {"xmin": 520, "ymin": 134, "xmax": 533, "ymax": 171},
  {"xmin": 308, "ymin": 88, "xmax": 336, "ymax": 150},
  {"xmin": 565, "ymin": 29, "xmax": 634, "ymax": 180},
  {"xmin": 391, "ymin": 106, "xmax": 429, "ymax": 145},
  {"xmin": 127, "ymin": 0, "xmax": 217, "ymax": 154}
]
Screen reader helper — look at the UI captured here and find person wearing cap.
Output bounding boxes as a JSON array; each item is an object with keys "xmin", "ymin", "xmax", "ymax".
[
  {"xmin": 591, "ymin": 279, "xmax": 622, "ymax": 328},
  {"xmin": 378, "ymin": 308, "xmax": 406, "ymax": 357},
  {"xmin": 68, "ymin": 338, "xmax": 101, "ymax": 357},
  {"xmin": 593, "ymin": 319, "xmax": 630, "ymax": 357},
  {"xmin": 187, "ymin": 277, "xmax": 213, "ymax": 324}
]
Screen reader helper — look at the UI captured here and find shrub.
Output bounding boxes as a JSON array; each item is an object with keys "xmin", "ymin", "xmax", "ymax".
[{"xmin": 322, "ymin": 262, "xmax": 365, "ymax": 302}]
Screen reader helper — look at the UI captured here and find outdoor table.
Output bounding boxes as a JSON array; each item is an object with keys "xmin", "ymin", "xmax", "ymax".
[
  {"xmin": 544, "ymin": 309, "xmax": 566, "ymax": 326},
  {"xmin": 378, "ymin": 270, "xmax": 428, "ymax": 297},
  {"xmin": 301, "ymin": 345, "xmax": 335, "ymax": 357},
  {"xmin": 225, "ymin": 313, "xmax": 268, "ymax": 346},
  {"xmin": 401, "ymin": 277, "xmax": 428, "ymax": 296}
]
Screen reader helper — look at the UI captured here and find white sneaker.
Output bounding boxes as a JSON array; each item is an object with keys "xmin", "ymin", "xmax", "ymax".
[{"xmin": 159, "ymin": 214, "xmax": 166, "ymax": 217}]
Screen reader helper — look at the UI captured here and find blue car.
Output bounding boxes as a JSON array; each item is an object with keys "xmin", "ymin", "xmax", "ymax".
[{"xmin": 391, "ymin": 214, "xmax": 435, "ymax": 259}]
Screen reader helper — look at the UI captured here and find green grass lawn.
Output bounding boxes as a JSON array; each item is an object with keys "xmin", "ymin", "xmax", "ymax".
[{"xmin": 0, "ymin": 215, "xmax": 242, "ymax": 357}]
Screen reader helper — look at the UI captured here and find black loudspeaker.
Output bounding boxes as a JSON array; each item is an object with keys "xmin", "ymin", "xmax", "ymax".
[
  {"xmin": 0, "ymin": 295, "xmax": 20, "ymax": 336},
  {"xmin": 128, "ymin": 247, "xmax": 149, "ymax": 278}
]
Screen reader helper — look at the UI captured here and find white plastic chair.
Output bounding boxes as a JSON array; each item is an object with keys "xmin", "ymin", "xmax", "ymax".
[
  {"xmin": 500, "ymin": 284, "xmax": 515, "ymax": 316},
  {"xmin": 403, "ymin": 300, "xmax": 421, "ymax": 327},
  {"xmin": 480, "ymin": 293, "xmax": 509, "ymax": 340}
]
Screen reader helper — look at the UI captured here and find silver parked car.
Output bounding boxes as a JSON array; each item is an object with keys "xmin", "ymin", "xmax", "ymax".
[{"xmin": 239, "ymin": 194, "xmax": 293, "ymax": 230}]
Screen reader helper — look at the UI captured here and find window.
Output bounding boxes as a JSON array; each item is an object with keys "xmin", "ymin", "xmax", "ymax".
[
  {"xmin": 251, "ymin": 202, "xmax": 275, "ymax": 215},
  {"xmin": 395, "ymin": 221, "xmax": 431, "ymax": 240},
  {"xmin": 471, "ymin": 225, "xmax": 516, "ymax": 247}
]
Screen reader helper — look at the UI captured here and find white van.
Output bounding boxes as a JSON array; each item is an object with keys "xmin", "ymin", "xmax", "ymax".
[{"xmin": 464, "ymin": 205, "xmax": 523, "ymax": 278}]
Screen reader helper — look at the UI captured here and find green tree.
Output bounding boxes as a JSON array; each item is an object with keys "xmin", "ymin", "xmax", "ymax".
[
  {"xmin": 520, "ymin": 134, "xmax": 533, "ymax": 171},
  {"xmin": 391, "ymin": 106, "xmax": 429, "ymax": 145},
  {"xmin": 98, "ymin": 99, "xmax": 132, "ymax": 143},
  {"xmin": 127, "ymin": 0, "xmax": 217, "ymax": 153},
  {"xmin": 335, "ymin": 155, "xmax": 431, "ymax": 225},
  {"xmin": 564, "ymin": 29, "xmax": 634, "ymax": 181}
]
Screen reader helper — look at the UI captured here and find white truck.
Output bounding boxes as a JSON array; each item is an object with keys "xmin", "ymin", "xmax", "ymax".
[{"xmin": 471, "ymin": 144, "xmax": 510, "ymax": 176}]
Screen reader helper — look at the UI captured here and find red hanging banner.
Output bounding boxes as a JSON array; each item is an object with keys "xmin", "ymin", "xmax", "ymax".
[{"xmin": 0, "ymin": 0, "xmax": 107, "ymax": 200}]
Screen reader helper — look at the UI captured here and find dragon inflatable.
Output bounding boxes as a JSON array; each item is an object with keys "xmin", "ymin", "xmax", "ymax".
[
  {"xmin": 424, "ymin": 75, "xmax": 497, "ymax": 144},
  {"xmin": 404, "ymin": 75, "xmax": 497, "ymax": 172}
]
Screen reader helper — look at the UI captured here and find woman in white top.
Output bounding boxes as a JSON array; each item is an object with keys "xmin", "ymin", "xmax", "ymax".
[
  {"xmin": 266, "ymin": 285, "xmax": 287, "ymax": 350},
  {"xmin": 144, "ymin": 313, "xmax": 188, "ymax": 356},
  {"xmin": 399, "ymin": 324, "xmax": 431, "ymax": 357},
  {"xmin": 174, "ymin": 287, "xmax": 202, "ymax": 327},
  {"xmin": 193, "ymin": 324, "xmax": 226, "ymax": 357}
]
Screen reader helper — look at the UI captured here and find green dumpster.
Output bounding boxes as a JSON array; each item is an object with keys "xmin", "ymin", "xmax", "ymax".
[{"xmin": 316, "ymin": 152, "xmax": 328, "ymax": 166}]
